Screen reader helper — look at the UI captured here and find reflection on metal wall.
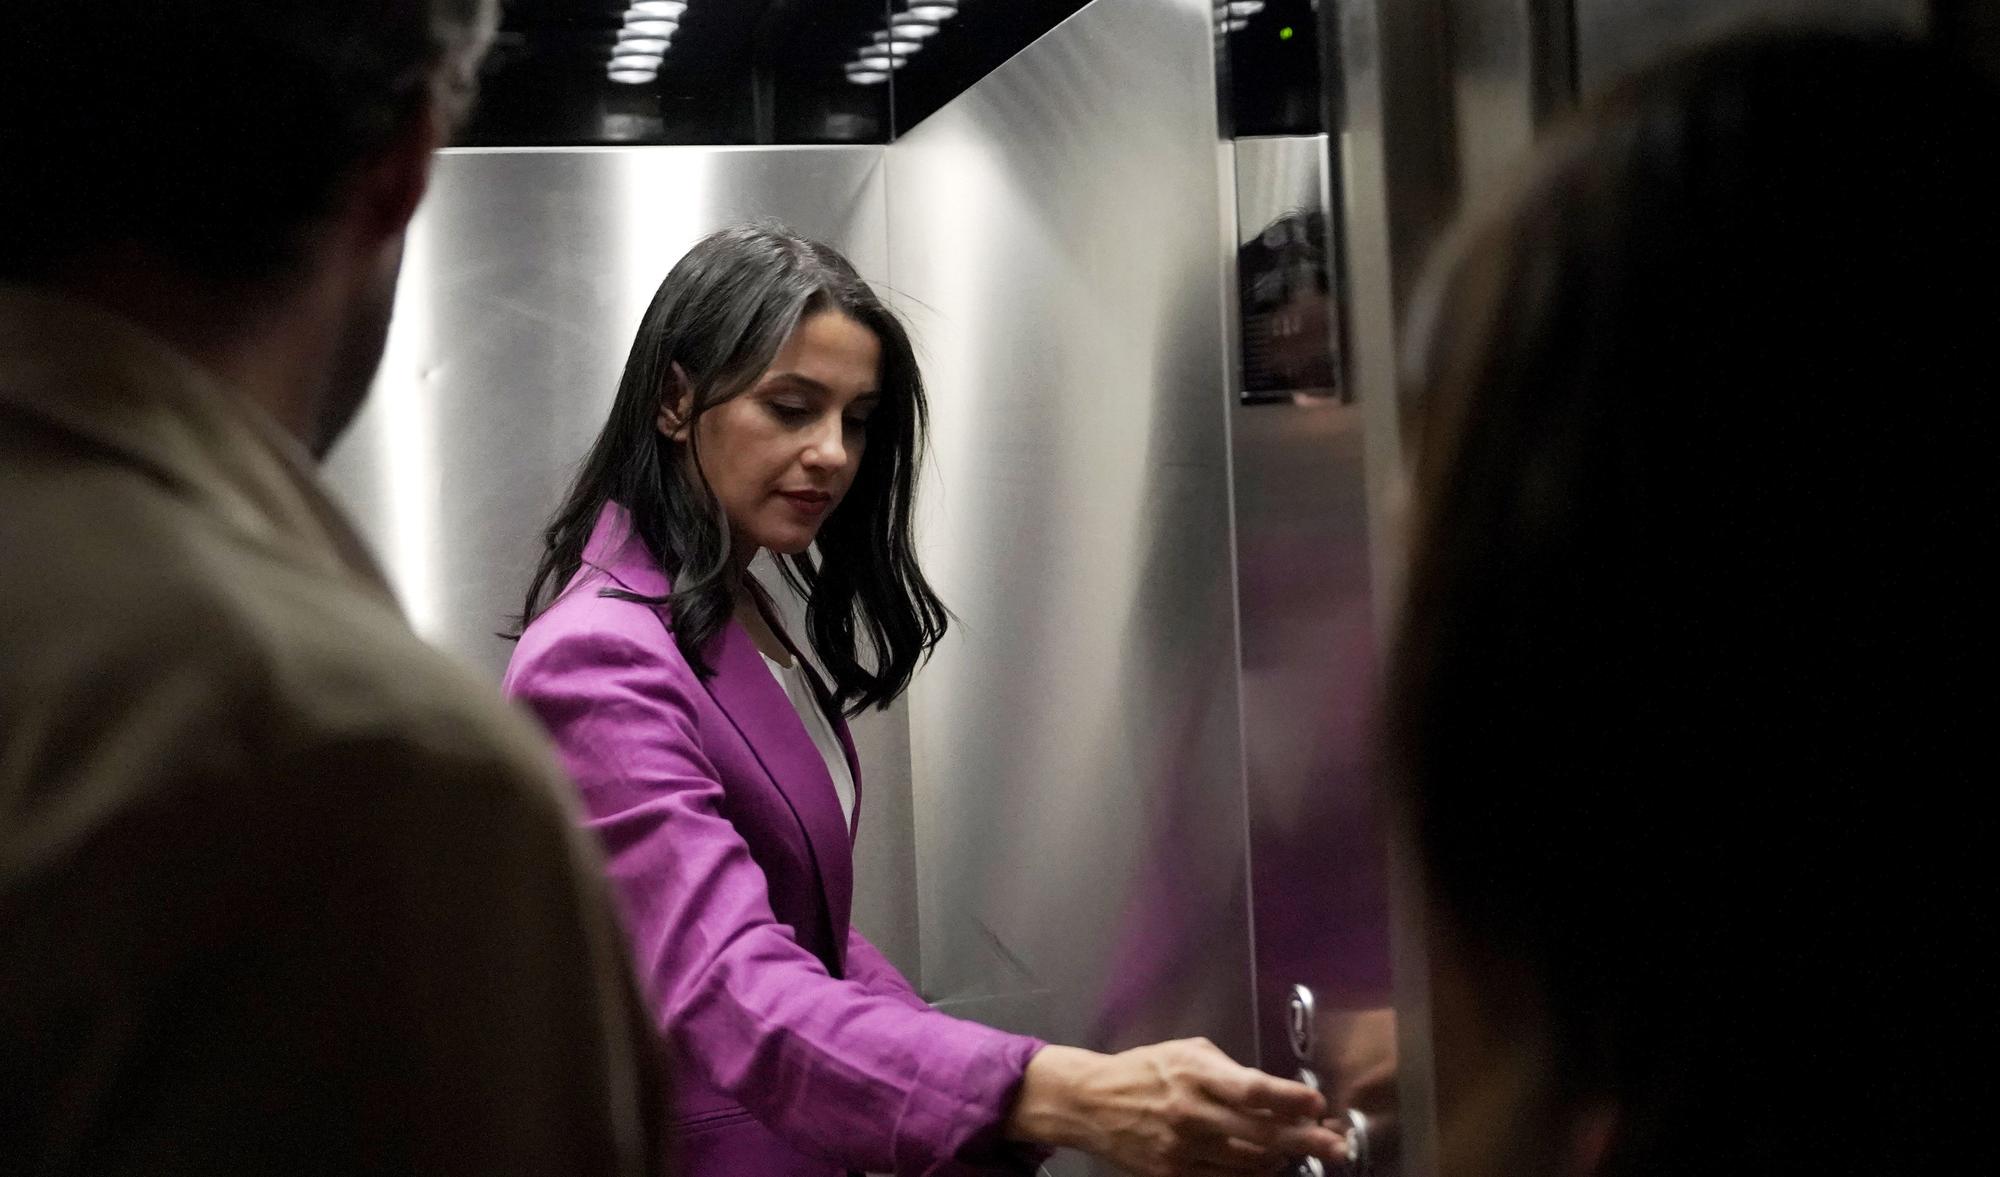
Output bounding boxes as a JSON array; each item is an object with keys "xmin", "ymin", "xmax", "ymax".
[
  {"xmin": 885, "ymin": 0, "xmax": 1257, "ymax": 1129},
  {"xmin": 1232, "ymin": 130, "xmax": 1394, "ymax": 1141},
  {"xmin": 1235, "ymin": 137, "xmax": 1344, "ymax": 404},
  {"xmin": 458, "ymin": 0, "xmax": 897, "ymax": 146},
  {"xmin": 320, "ymin": 145, "xmax": 923, "ymax": 980}
]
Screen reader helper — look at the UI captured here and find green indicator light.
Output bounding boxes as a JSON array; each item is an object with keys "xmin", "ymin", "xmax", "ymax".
[{"xmin": 1279, "ymin": 25, "xmax": 1295, "ymax": 40}]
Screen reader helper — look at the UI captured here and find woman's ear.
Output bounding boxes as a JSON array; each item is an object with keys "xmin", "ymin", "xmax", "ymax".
[{"xmin": 657, "ymin": 363, "xmax": 694, "ymax": 441}]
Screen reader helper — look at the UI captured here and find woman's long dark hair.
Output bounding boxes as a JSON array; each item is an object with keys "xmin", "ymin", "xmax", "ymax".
[{"xmin": 518, "ymin": 222, "xmax": 946, "ymax": 716}]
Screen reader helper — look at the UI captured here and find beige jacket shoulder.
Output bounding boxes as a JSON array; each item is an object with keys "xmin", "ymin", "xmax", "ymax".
[{"xmin": 0, "ymin": 287, "xmax": 667, "ymax": 1176}]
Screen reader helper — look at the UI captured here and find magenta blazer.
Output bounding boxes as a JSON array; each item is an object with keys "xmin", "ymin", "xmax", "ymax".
[{"xmin": 503, "ymin": 503, "xmax": 1045, "ymax": 1176}]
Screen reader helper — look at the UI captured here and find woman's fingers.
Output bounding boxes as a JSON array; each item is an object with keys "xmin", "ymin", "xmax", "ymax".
[
  {"xmin": 1196, "ymin": 1060, "xmax": 1327, "ymax": 1122},
  {"xmin": 1179, "ymin": 1104, "xmax": 1344, "ymax": 1161},
  {"xmin": 1263, "ymin": 1119, "xmax": 1346, "ymax": 1161},
  {"xmin": 1072, "ymin": 1037, "xmax": 1351, "ymax": 1174},
  {"xmin": 1150, "ymin": 1045, "xmax": 1345, "ymax": 1163},
  {"xmin": 1165, "ymin": 1038, "xmax": 1337, "ymax": 1157},
  {"xmin": 1164, "ymin": 1118, "xmax": 1280, "ymax": 1168}
]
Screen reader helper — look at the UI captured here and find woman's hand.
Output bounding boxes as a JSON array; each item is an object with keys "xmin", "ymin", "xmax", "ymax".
[{"xmin": 1006, "ymin": 1040, "xmax": 1346, "ymax": 1176}]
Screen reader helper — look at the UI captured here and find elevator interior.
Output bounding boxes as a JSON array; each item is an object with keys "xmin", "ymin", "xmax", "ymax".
[{"xmin": 322, "ymin": 1, "xmax": 1946, "ymax": 1172}]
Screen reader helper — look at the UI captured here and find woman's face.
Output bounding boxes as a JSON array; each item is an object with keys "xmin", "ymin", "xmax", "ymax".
[{"xmin": 665, "ymin": 310, "xmax": 882, "ymax": 560}]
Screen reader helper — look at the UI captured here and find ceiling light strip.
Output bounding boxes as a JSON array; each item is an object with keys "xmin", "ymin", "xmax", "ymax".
[
  {"xmin": 608, "ymin": 0, "xmax": 687, "ymax": 83},
  {"xmin": 847, "ymin": 0, "xmax": 964, "ymax": 86}
]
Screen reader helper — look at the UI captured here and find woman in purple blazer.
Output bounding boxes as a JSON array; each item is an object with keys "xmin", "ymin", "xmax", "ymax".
[{"xmin": 503, "ymin": 225, "xmax": 1343, "ymax": 1176}]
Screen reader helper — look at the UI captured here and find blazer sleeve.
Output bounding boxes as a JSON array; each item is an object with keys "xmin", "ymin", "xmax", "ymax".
[
  {"xmin": 844, "ymin": 928, "xmax": 933, "ymax": 1012},
  {"xmin": 510, "ymin": 625, "xmax": 1046, "ymax": 1177}
]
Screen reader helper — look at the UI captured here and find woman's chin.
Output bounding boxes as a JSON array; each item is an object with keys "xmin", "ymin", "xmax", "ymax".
[{"xmin": 759, "ymin": 530, "xmax": 819, "ymax": 558}]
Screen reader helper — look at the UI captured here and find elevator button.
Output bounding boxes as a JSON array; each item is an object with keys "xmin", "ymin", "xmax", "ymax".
[
  {"xmin": 1288, "ymin": 1064, "xmax": 1327, "ymax": 1177},
  {"xmin": 1286, "ymin": 983, "xmax": 1317, "ymax": 1061},
  {"xmin": 1345, "ymin": 1107, "xmax": 1372, "ymax": 1177}
]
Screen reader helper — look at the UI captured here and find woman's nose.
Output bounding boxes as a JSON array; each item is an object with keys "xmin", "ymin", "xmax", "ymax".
[{"xmin": 803, "ymin": 416, "xmax": 847, "ymax": 468}]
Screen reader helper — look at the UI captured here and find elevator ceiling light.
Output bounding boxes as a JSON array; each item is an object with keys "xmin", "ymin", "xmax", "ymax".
[
  {"xmin": 853, "ymin": 52, "xmax": 903, "ymax": 70},
  {"xmin": 905, "ymin": 3, "xmax": 959, "ymax": 21},
  {"xmin": 889, "ymin": 13, "xmax": 942, "ymax": 36},
  {"xmin": 846, "ymin": 67, "xmax": 891, "ymax": 85},
  {"xmin": 872, "ymin": 30, "xmax": 926, "ymax": 48},
  {"xmin": 1222, "ymin": 16, "xmax": 1250, "ymax": 31},
  {"xmin": 608, "ymin": 3, "xmax": 682, "ymax": 81},
  {"xmin": 1227, "ymin": 0, "xmax": 1265, "ymax": 15}
]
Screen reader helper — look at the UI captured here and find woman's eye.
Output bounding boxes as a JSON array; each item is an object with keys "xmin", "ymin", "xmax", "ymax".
[
  {"xmin": 769, "ymin": 401, "xmax": 813, "ymax": 423},
  {"xmin": 843, "ymin": 415, "xmax": 870, "ymax": 433}
]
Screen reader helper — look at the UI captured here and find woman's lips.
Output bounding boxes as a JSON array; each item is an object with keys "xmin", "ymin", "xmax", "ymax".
[{"xmin": 778, "ymin": 490, "xmax": 833, "ymax": 516}]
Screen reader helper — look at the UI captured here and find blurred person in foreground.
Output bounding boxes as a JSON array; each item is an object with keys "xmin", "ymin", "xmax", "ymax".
[
  {"xmin": 0, "ymin": 3, "xmax": 666, "ymax": 1173},
  {"xmin": 1388, "ymin": 28, "xmax": 1994, "ymax": 1177}
]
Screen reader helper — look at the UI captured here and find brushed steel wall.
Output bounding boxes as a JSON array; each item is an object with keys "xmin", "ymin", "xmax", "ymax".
[
  {"xmin": 884, "ymin": 0, "xmax": 1258, "ymax": 1118},
  {"xmin": 1230, "ymin": 133, "xmax": 1395, "ymax": 1104},
  {"xmin": 320, "ymin": 145, "xmax": 923, "ymax": 980},
  {"xmin": 327, "ymin": 146, "xmax": 889, "ymax": 667}
]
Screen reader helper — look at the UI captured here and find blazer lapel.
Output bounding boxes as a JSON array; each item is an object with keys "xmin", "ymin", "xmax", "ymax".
[
  {"xmin": 580, "ymin": 502, "xmax": 857, "ymax": 963},
  {"xmin": 837, "ymin": 719, "xmax": 863, "ymax": 847},
  {"xmin": 789, "ymin": 654, "xmax": 865, "ymax": 847},
  {"xmin": 699, "ymin": 620, "xmax": 856, "ymax": 962}
]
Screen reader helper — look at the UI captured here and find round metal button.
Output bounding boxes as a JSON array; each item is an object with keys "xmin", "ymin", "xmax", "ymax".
[
  {"xmin": 1286, "ymin": 983, "xmax": 1317, "ymax": 1061},
  {"xmin": 1345, "ymin": 1107, "xmax": 1371, "ymax": 1176}
]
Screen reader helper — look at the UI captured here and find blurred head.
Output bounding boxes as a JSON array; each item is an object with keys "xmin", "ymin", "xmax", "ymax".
[
  {"xmin": 1389, "ymin": 30, "xmax": 1996, "ymax": 1177},
  {"xmin": 523, "ymin": 223, "xmax": 945, "ymax": 715},
  {"xmin": 0, "ymin": 0, "xmax": 496, "ymax": 455}
]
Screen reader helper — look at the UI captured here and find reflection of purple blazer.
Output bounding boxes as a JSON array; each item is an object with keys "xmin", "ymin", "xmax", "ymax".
[{"xmin": 503, "ymin": 504, "xmax": 1044, "ymax": 1177}]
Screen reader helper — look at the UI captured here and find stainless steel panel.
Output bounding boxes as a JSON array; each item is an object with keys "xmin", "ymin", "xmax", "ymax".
[
  {"xmin": 1229, "ymin": 131, "xmax": 1395, "ymax": 1132},
  {"xmin": 320, "ymin": 145, "xmax": 922, "ymax": 979},
  {"xmin": 1574, "ymin": 0, "xmax": 1927, "ymax": 92},
  {"xmin": 328, "ymin": 146, "xmax": 889, "ymax": 666},
  {"xmin": 885, "ymin": 0, "xmax": 1258, "ymax": 1138}
]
